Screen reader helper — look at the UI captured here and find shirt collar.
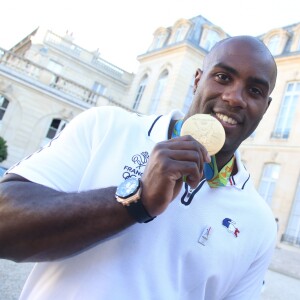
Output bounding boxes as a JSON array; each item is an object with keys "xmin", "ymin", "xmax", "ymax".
[
  {"xmin": 229, "ymin": 150, "xmax": 251, "ymax": 190},
  {"xmin": 147, "ymin": 110, "xmax": 184, "ymax": 143}
]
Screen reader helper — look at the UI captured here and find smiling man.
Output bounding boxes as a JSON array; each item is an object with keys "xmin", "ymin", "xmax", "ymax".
[
  {"xmin": 183, "ymin": 36, "xmax": 276, "ymax": 173},
  {"xmin": 0, "ymin": 36, "xmax": 277, "ymax": 300}
]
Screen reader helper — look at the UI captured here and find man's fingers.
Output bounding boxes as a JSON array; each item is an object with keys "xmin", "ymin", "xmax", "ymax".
[{"xmin": 154, "ymin": 136, "xmax": 210, "ymax": 177}]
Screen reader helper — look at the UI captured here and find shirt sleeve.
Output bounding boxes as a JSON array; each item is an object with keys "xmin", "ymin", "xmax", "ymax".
[
  {"xmin": 8, "ymin": 107, "xmax": 99, "ymax": 192},
  {"xmin": 223, "ymin": 231, "xmax": 276, "ymax": 300}
]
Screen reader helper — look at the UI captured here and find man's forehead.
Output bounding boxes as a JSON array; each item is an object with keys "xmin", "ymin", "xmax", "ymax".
[
  {"xmin": 209, "ymin": 41, "xmax": 262, "ymax": 63},
  {"xmin": 205, "ymin": 41, "xmax": 273, "ymax": 72}
]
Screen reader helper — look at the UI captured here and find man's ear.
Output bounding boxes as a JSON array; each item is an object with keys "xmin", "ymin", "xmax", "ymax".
[
  {"xmin": 265, "ymin": 97, "xmax": 272, "ymax": 112},
  {"xmin": 268, "ymin": 97, "xmax": 272, "ymax": 106},
  {"xmin": 193, "ymin": 68, "xmax": 203, "ymax": 94}
]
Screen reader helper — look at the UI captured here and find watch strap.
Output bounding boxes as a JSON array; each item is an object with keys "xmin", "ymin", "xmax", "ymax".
[{"xmin": 125, "ymin": 199, "xmax": 156, "ymax": 223}]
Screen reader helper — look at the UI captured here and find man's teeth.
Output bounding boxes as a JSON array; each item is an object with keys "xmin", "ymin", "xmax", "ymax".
[{"xmin": 216, "ymin": 113, "xmax": 237, "ymax": 125}]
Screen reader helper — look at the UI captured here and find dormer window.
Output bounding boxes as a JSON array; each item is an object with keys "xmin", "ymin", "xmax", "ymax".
[
  {"xmin": 291, "ymin": 24, "xmax": 300, "ymax": 52},
  {"xmin": 263, "ymin": 29, "xmax": 289, "ymax": 56},
  {"xmin": 173, "ymin": 24, "xmax": 188, "ymax": 43},
  {"xmin": 169, "ymin": 19, "xmax": 191, "ymax": 45},
  {"xmin": 297, "ymin": 38, "xmax": 300, "ymax": 51},
  {"xmin": 200, "ymin": 28, "xmax": 222, "ymax": 51},
  {"xmin": 149, "ymin": 28, "xmax": 170, "ymax": 51},
  {"xmin": 267, "ymin": 35, "xmax": 280, "ymax": 55},
  {"xmin": 152, "ymin": 33, "xmax": 167, "ymax": 50}
]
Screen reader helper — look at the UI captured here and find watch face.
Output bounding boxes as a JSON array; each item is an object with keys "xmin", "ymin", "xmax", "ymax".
[{"xmin": 116, "ymin": 178, "xmax": 139, "ymax": 198}]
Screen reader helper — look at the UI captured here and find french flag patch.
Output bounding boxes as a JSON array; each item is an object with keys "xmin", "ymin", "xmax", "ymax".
[{"xmin": 222, "ymin": 218, "xmax": 240, "ymax": 238}]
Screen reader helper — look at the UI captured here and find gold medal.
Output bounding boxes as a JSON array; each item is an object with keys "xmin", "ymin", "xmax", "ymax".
[{"xmin": 181, "ymin": 114, "xmax": 225, "ymax": 155}]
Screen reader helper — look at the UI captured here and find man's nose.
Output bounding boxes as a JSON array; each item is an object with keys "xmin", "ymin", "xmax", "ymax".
[{"xmin": 221, "ymin": 85, "xmax": 247, "ymax": 108}]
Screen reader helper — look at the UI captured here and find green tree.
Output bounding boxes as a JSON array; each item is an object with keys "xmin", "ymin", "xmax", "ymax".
[{"xmin": 0, "ymin": 136, "xmax": 8, "ymax": 162}]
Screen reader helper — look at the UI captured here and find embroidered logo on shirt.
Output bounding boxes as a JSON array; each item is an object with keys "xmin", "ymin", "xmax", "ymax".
[
  {"xmin": 222, "ymin": 218, "xmax": 240, "ymax": 237},
  {"xmin": 122, "ymin": 151, "xmax": 149, "ymax": 180}
]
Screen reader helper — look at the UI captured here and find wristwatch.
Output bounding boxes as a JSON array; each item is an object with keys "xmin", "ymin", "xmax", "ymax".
[{"xmin": 115, "ymin": 177, "xmax": 155, "ymax": 223}]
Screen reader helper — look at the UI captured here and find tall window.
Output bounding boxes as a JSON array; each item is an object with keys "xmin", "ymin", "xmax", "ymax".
[
  {"xmin": 92, "ymin": 82, "xmax": 106, "ymax": 96},
  {"xmin": 268, "ymin": 35, "xmax": 280, "ymax": 55},
  {"xmin": 0, "ymin": 95, "xmax": 9, "ymax": 121},
  {"xmin": 41, "ymin": 118, "xmax": 67, "ymax": 147},
  {"xmin": 133, "ymin": 75, "xmax": 148, "ymax": 110},
  {"xmin": 182, "ymin": 78, "xmax": 194, "ymax": 114},
  {"xmin": 272, "ymin": 82, "xmax": 300, "ymax": 139},
  {"xmin": 46, "ymin": 119, "xmax": 67, "ymax": 139},
  {"xmin": 258, "ymin": 163, "xmax": 280, "ymax": 205},
  {"xmin": 283, "ymin": 177, "xmax": 300, "ymax": 246},
  {"xmin": 47, "ymin": 60, "xmax": 63, "ymax": 86},
  {"xmin": 149, "ymin": 70, "xmax": 168, "ymax": 114}
]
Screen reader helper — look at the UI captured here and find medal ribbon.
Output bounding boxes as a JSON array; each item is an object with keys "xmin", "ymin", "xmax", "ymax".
[{"xmin": 171, "ymin": 119, "xmax": 234, "ymax": 188}]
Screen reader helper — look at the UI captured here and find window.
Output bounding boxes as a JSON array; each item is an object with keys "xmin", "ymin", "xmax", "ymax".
[
  {"xmin": 200, "ymin": 30, "xmax": 221, "ymax": 51},
  {"xmin": 291, "ymin": 24, "xmax": 300, "ymax": 51},
  {"xmin": 149, "ymin": 70, "xmax": 168, "ymax": 114},
  {"xmin": 149, "ymin": 28, "xmax": 170, "ymax": 51},
  {"xmin": 182, "ymin": 78, "xmax": 194, "ymax": 114},
  {"xmin": 172, "ymin": 25, "xmax": 188, "ymax": 43},
  {"xmin": 267, "ymin": 35, "xmax": 280, "ymax": 55},
  {"xmin": 152, "ymin": 33, "xmax": 167, "ymax": 50},
  {"xmin": 133, "ymin": 75, "xmax": 148, "ymax": 110},
  {"xmin": 0, "ymin": 95, "xmax": 9, "ymax": 121},
  {"xmin": 282, "ymin": 177, "xmax": 300, "ymax": 246},
  {"xmin": 46, "ymin": 119, "xmax": 67, "ymax": 139},
  {"xmin": 92, "ymin": 82, "xmax": 106, "ymax": 96},
  {"xmin": 258, "ymin": 163, "xmax": 280, "ymax": 205},
  {"xmin": 295, "ymin": 32, "xmax": 300, "ymax": 51},
  {"xmin": 41, "ymin": 118, "xmax": 68, "ymax": 147},
  {"xmin": 272, "ymin": 82, "xmax": 300, "ymax": 139},
  {"xmin": 47, "ymin": 60, "xmax": 63, "ymax": 86}
]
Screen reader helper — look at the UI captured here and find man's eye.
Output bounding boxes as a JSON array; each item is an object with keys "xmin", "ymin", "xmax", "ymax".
[
  {"xmin": 216, "ymin": 73, "xmax": 230, "ymax": 81},
  {"xmin": 250, "ymin": 87, "xmax": 262, "ymax": 95}
]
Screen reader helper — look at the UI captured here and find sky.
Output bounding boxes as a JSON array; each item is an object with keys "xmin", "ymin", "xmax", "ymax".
[{"xmin": 1, "ymin": 0, "xmax": 300, "ymax": 73}]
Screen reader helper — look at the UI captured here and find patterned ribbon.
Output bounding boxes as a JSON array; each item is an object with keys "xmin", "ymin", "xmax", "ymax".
[{"xmin": 171, "ymin": 119, "xmax": 234, "ymax": 188}]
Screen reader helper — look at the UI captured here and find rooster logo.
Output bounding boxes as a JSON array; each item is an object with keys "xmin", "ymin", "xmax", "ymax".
[
  {"xmin": 222, "ymin": 218, "xmax": 240, "ymax": 238},
  {"xmin": 132, "ymin": 152, "xmax": 149, "ymax": 169}
]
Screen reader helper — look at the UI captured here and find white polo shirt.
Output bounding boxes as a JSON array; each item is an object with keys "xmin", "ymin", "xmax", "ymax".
[{"xmin": 9, "ymin": 106, "xmax": 277, "ymax": 300}]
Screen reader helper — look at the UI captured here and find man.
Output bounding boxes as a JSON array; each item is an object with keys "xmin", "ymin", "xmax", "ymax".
[{"xmin": 0, "ymin": 36, "xmax": 277, "ymax": 299}]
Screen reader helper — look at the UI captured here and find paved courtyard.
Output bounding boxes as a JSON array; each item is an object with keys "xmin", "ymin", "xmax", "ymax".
[
  {"xmin": 261, "ymin": 269, "xmax": 300, "ymax": 300},
  {"xmin": 0, "ymin": 259, "xmax": 33, "ymax": 300}
]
